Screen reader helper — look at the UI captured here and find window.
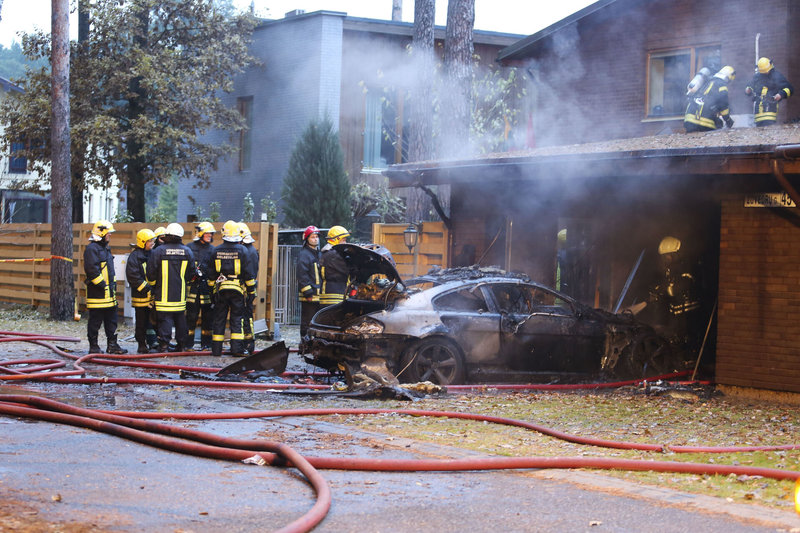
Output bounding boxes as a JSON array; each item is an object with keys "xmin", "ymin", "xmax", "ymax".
[
  {"xmin": 237, "ymin": 96, "xmax": 253, "ymax": 171},
  {"xmin": 362, "ymin": 88, "xmax": 408, "ymax": 171},
  {"xmin": 646, "ymin": 45, "xmax": 720, "ymax": 118},
  {"xmin": 2, "ymin": 196, "xmax": 48, "ymax": 223},
  {"xmin": 9, "ymin": 140, "xmax": 27, "ymax": 173},
  {"xmin": 433, "ymin": 287, "xmax": 488, "ymax": 312}
]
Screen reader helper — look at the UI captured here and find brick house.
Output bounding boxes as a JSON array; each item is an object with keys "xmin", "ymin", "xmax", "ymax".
[
  {"xmin": 176, "ymin": 10, "xmax": 521, "ymax": 222},
  {"xmin": 384, "ymin": 0, "xmax": 800, "ymax": 395},
  {"xmin": 497, "ymin": 0, "xmax": 799, "ymax": 147}
]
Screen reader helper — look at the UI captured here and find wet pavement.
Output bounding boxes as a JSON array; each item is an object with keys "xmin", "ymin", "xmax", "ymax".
[{"xmin": 2, "ymin": 326, "xmax": 800, "ymax": 531}]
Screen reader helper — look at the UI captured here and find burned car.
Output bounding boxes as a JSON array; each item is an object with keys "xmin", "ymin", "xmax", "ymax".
[{"xmin": 306, "ymin": 244, "xmax": 679, "ymax": 386}]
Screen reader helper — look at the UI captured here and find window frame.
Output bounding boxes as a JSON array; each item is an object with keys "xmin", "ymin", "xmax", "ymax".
[{"xmin": 645, "ymin": 44, "xmax": 721, "ymax": 120}]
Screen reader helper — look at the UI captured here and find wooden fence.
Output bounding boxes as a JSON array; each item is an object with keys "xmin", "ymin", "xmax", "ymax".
[
  {"xmin": 0, "ymin": 222, "xmax": 278, "ymax": 331},
  {"xmin": 372, "ymin": 222, "xmax": 449, "ymax": 279}
]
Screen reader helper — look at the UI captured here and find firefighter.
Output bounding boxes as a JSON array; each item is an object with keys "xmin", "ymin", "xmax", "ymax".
[
  {"xmin": 319, "ymin": 225, "xmax": 350, "ymax": 307},
  {"xmin": 684, "ymin": 66, "xmax": 735, "ymax": 132},
  {"xmin": 239, "ymin": 222, "xmax": 259, "ymax": 355},
  {"xmin": 745, "ymin": 57, "xmax": 794, "ymax": 127},
  {"xmin": 84, "ymin": 219, "xmax": 127, "ymax": 354},
  {"xmin": 208, "ymin": 220, "xmax": 255, "ymax": 356},
  {"xmin": 650, "ymin": 236, "xmax": 701, "ymax": 350},
  {"xmin": 185, "ymin": 221, "xmax": 216, "ymax": 351},
  {"xmin": 153, "ymin": 226, "xmax": 166, "ymax": 248},
  {"xmin": 297, "ymin": 225, "xmax": 321, "ymax": 344},
  {"xmin": 146, "ymin": 223, "xmax": 195, "ymax": 353},
  {"xmin": 126, "ymin": 228, "xmax": 157, "ymax": 354}
]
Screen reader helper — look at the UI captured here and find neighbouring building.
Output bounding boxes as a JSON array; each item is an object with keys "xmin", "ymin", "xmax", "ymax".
[{"xmin": 176, "ymin": 10, "xmax": 522, "ymax": 222}]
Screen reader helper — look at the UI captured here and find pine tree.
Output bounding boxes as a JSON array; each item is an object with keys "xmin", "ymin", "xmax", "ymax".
[{"xmin": 282, "ymin": 116, "xmax": 351, "ymax": 228}]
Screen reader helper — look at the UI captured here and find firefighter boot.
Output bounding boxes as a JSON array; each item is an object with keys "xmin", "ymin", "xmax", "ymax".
[
  {"xmin": 106, "ymin": 336, "xmax": 128, "ymax": 355},
  {"xmin": 200, "ymin": 335, "xmax": 213, "ymax": 352},
  {"xmin": 137, "ymin": 343, "xmax": 150, "ymax": 354},
  {"xmin": 184, "ymin": 330, "xmax": 195, "ymax": 351},
  {"xmin": 88, "ymin": 338, "xmax": 103, "ymax": 354}
]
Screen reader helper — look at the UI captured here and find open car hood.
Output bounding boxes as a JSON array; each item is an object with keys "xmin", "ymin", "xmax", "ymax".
[{"xmin": 333, "ymin": 243, "xmax": 404, "ymax": 286}]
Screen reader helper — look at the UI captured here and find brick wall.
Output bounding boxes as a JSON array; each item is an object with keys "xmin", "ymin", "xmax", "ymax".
[
  {"xmin": 520, "ymin": 0, "xmax": 798, "ymax": 146},
  {"xmin": 717, "ymin": 192, "xmax": 800, "ymax": 393}
]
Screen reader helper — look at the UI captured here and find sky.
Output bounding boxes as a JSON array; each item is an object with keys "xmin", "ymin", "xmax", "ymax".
[{"xmin": 0, "ymin": 0, "xmax": 597, "ymax": 48}]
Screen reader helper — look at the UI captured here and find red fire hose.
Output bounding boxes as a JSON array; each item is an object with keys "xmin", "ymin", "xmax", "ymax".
[{"xmin": 2, "ymin": 331, "xmax": 799, "ymax": 531}]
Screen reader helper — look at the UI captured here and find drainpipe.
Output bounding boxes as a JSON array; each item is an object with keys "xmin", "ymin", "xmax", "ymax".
[{"xmin": 772, "ymin": 144, "xmax": 800, "ymax": 207}]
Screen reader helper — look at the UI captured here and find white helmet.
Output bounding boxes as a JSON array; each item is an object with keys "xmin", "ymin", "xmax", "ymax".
[{"xmin": 165, "ymin": 223, "xmax": 184, "ymax": 238}]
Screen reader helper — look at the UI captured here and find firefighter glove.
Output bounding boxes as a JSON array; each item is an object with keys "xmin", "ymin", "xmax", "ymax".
[{"xmin": 724, "ymin": 116, "xmax": 734, "ymax": 128}]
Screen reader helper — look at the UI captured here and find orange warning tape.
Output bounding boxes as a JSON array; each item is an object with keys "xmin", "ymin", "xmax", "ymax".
[{"xmin": 0, "ymin": 255, "xmax": 74, "ymax": 263}]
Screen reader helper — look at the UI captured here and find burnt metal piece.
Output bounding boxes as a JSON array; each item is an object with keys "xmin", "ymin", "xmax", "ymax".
[{"xmin": 215, "ymin": 341, "xmax": 289, "ymax": 377}]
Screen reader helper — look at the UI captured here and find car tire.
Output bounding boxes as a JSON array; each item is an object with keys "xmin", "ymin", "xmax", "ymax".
[
  {"xmin": 625, "ymin": 333, "xmax": 675, "ymax": 378},
  {"xmin": 398, "ymin": 337, "xmax": 466, "ymax": 386}
]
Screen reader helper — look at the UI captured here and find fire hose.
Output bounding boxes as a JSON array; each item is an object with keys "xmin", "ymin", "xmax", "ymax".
[{"xmin": 1, "ymin": 331, "xmax": 799, "ymax": 531}]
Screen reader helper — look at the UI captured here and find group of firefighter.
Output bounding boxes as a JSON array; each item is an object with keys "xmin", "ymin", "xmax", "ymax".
[
  {"xmin": 683, "ymin": 56, "xmax": 793, "ymax": 132},
  {"xmin": 83, "ymin": 219, "xmax": 259, "ymax": 357}
]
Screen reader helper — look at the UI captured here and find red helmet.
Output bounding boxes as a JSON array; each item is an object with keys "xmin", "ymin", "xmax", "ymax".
[{"xmin": 303, "ymin": 225, "xmax": 319, "ymax": 241}]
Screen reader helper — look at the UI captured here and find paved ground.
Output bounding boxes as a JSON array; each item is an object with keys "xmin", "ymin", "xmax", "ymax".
[{"xmin": 2, "ymin": 324, "xmax": 800, "ymax": 531}]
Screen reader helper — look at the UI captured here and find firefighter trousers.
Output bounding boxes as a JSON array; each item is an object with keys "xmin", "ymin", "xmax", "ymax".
[
  {"xmin": 157, "ymin": 310, "xmax": 188, "ymax": 350},
  {"xmin": 133, "ymin": 306, "xmax": 156, "ymax": 348},
  {"xmin": 87, "ymin": 307, "xmax": 117, "ymax": 346},
  {"xmin": 185, "ymin": 301, "xmax": 213, "ymax": 348},
  {"xmin": 212, "ymin": 290, "xmax": 246, "ymax": 356}
]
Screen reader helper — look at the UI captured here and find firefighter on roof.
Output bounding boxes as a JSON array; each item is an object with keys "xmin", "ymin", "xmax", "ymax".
[
  {"xmin": 185, "ymin": 221, "xmax": 216, "ymax": 351},
  {"xmin": 745, "ymin": 57, "xmax": 794, "ymax": 127},
  {"xmin": 147, "ymin": 223, "xmax": 195, "ymax": 353},
  {"xmin": 208, "ymin": 220, "xmax": 255, "ymax": 356},
  {"xmin": 684, "ymin": 66, "xmax": 735, "ymax": 132},
  {"xmin": 84, "ymin": 220, "xmax": 127, "ymax": 354}
]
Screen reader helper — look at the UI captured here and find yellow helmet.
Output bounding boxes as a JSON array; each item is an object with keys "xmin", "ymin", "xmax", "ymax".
[
  {"xmin": 326, "ymin": 225, "xmax": 350, "ymax": 244},
  {"xmin": 154, "ymin": 226, "xmax": 166, "ymax": 239},
  {"xmin": 222, "ymin": 219, "xmax": 242, "ymax": 242},
  {"xmin": 90, "ymin": 219, "xmax": 115, "ymax": 241},
  {"xmin": 239, "ymin": 222, "xmax": 255, "ymax": 244},
  {"xmin": 757, "ymin": 57, "xmax": 773, "ymax": 74},
  {"xmin": 716, "ymin": 66, "xmax": 735, "ymax": 83},
  {"xmin": 136, "ymin": 228, "xmax": 156, "ymax": 248},
  {"xmin": 658, "ymin": 236, "xmax": 681, "ymax": 255},
  {"xmin": 194, "ymin": 221, "xmax": 216, "ymax": 240}
]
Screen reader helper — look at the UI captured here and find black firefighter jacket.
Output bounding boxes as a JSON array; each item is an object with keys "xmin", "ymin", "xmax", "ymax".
[
  {"xmin": 297, "ymin": 244, "xmax": 321, "ymax": 301},
  {"xmin": 207, "ymin": 241, "xmax": 256, "ymax": 296},
  {"xmin": 125, "ymin": 246, "xmax": 151, "ymax": 308},
  {"xmin": 187, "ymin": 240, "xmax": 215, "ymax": 305},
  {"xmin": 320, "ymin": 244, "xmax": 349, "ymax": 305},
  {"xmin": 147, "ymin": 242, "xmax": 195, "ymax": 313},
  {"xmin": 746, "ymin": 69, "xmax": 794, "ymax": 125},
  {"xmin": 684, "ymin": 77, "xmax": 731, "ymax": 130},
  {"xmin": 84, "ymin": 240, "xmax": 117, "ymax": 309}
]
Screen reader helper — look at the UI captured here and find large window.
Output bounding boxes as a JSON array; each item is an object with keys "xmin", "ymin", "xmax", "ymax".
[
  {"xmin": 647, "ymin": 45, "xmax": 720, "ymax": 118},
  {"xmin": 237, "ymin": 96, "xmax": 253, "ymax": 171},
  {"xmin": 362, "ymin": 89, "xmax": 408, "ymax": 171}
]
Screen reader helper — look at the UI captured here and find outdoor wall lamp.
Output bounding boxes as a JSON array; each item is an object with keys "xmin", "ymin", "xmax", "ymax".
[{"xmin": 403, "ymin": 222, "xmax": 420, "ymax": 253}]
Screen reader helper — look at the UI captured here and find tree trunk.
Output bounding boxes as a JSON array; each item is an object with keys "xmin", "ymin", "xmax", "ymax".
[
  {"xmin": 49, "ymin": 0, "xmax": 75, "ymax": 321},
  {"xmin": 441, "ymin": 0, "xmax": 474, "ymax": 159},
  {"xmin": 406, "ymin": 0, "xmax": 435, "ymax": 222},
  {"xmin": 125, "ymin": 8, "xmax": 149, "ymax": 222}
]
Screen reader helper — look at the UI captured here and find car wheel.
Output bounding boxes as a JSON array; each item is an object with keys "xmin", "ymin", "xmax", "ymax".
[
  {"xmin": 398, "ymin": 338, "xmax": 466, "ymax": 385},
  {"xmin": 625, "ymin": 333, "xmax": 675, "ymax": 378}
]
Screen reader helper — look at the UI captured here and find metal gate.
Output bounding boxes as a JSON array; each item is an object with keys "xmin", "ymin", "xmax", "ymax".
[{"xmin": 275, "ymin": 245, "xmax": 301, "ymax": 325}]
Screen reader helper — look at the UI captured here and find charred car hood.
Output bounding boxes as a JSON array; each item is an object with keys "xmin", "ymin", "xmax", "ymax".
[{"xmin": 333, "ymin": 243, "xmax": 404, "ymax": 286}]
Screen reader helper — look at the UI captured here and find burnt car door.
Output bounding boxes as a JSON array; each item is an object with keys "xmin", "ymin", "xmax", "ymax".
[
  {"xmin": 431, "ymin": 284, "xmax": 501, "ymax": 364},
  {"xmin": 485, "ymin": 283, "xmax": 604, "ymax": 373}
]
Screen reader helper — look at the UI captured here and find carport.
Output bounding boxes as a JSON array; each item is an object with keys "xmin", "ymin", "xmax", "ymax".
[{"xmin": 385, "ymin": 126, "xmax": 800, "ymax": 394}]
